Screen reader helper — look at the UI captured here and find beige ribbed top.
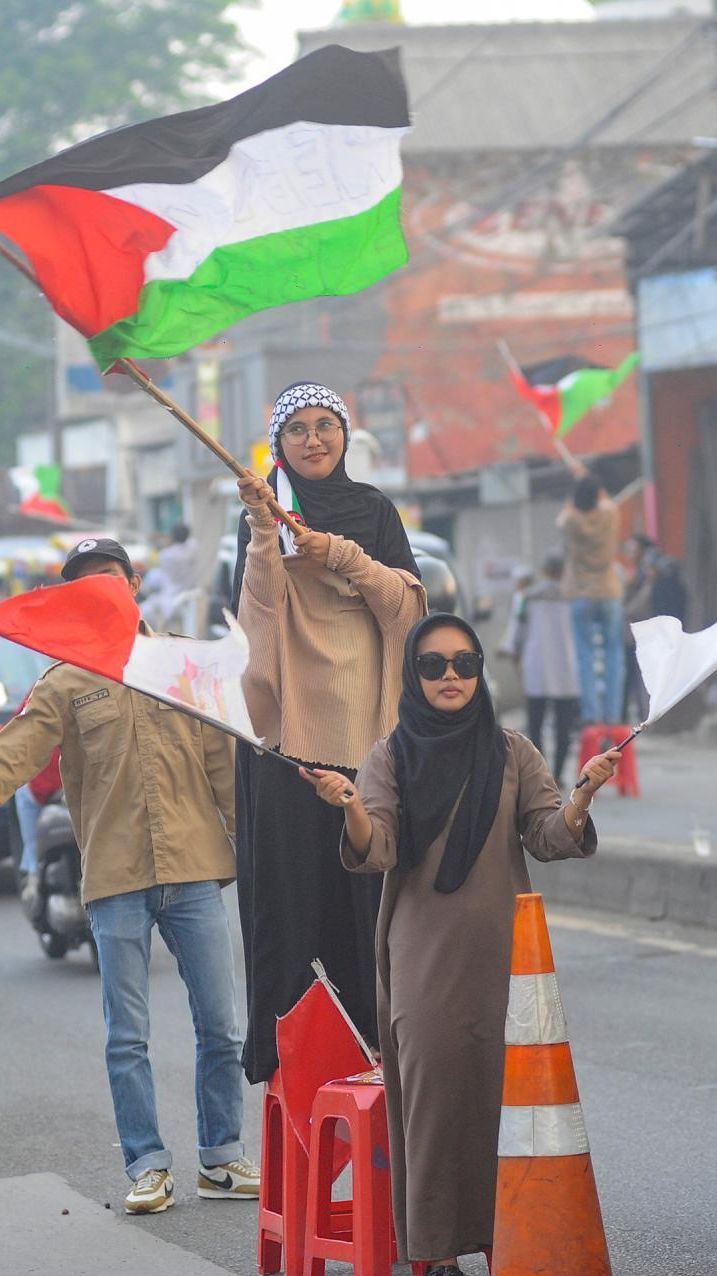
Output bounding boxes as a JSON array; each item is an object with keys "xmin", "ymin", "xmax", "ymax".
[{"xmin": 238, "ymin": 506, "xmax": 426, "ymax": 768}]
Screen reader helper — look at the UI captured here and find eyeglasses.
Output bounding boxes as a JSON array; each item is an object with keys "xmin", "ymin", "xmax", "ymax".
[
  {"xmin": 416, "ymin": 651, "xmax": 483, "ymax": 681},
  {"xmin": 280, "ymin": 421, "xmax": 342, "ymax": 446}
]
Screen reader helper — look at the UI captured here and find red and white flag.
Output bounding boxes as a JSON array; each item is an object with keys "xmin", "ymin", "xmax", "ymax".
[
  {"xmin": 0, "ymin": 574, "xmax": 262, "ymax": 745},
  {"xmin": 276, "ymin": 962, "xmax": 376, "ymax": 1157}
]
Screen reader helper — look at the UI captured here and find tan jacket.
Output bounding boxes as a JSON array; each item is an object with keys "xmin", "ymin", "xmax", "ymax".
[
  {"xmin": 0, "ymin": 662, "xmax": 236, "ymax": 904},
  {"xmin": 558, "ymin": 499, "xmax": 623, "ymax": 601}
]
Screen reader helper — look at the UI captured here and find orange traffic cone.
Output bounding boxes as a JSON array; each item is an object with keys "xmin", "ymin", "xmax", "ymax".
[{"xmin": 491, "ymin": 893, "xmax": 612, "ymax": 1275}]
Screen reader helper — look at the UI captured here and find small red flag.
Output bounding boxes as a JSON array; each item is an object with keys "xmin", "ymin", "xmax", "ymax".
[{"xmin": 276, "ymin": 978, "xmax": 372, "ymax": 1156}]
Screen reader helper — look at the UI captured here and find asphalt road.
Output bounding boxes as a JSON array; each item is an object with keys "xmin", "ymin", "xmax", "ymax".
[{"xmin": 1, "ymin": 888, "xmax": 716, "ymax": 1276}]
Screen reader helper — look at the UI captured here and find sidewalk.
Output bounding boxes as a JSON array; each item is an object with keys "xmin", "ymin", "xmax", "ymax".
[{"xmin": 528, "ymin": 726, "xmax": 717, "ymax": 930}]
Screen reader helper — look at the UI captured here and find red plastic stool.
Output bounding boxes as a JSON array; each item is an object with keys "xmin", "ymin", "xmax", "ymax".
[
  {"xmin": 257, "ymin": 1069, "xmax": 310, "ymax": 1276},
  {"xmin": 578, "ymin": 723, "xmax": 640, "ymax": 797},
  {"xmin": 303, "ymin": 1080, "xmax": 397, "ymax": 1276}
]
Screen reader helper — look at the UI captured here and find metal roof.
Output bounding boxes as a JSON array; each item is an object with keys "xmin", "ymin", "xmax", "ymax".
[
  {"xmin": 614, "ymin": 149, "xmax": 717, "ymax": 281},
  {"xmin": 298, "ymin": 18, "xmax": 717, "ymax": 152}
]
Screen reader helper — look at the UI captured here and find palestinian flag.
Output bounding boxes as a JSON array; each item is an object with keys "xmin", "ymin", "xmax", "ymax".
[
  {"xmin": 0, "ymin": 45, "xmax": 409, "ymax": 371},
  {"xmin": 510, "ymin": 352, "xmax": 639, "ymax": 437},
  {"xmin": 10, "ymin": 464, "xmax": 72, "ymax": 522},
  {"xmin": 0, "ymin": 574, "xmax": 262, "ymax": 745}
]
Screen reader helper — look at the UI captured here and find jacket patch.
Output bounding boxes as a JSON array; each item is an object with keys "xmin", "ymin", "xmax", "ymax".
[{"xmin": 72, "ymin": 689, "xmax": 111, "ymax": 709}]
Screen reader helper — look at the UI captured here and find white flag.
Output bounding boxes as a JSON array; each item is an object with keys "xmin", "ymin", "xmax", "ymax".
[
  {"xmin": 631, "ymin": 615, "xmax": 717, "ymax": 725},
  {"xmin": 123, "ymin": 611, "xmax": 263, "ymax": 746}
]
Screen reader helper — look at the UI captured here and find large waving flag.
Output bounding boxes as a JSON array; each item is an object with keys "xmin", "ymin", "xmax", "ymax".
[
  {"xmin": 0, "ymin": 45, "xmax": 410, "ymax": 370},
  {"xmin": 632, "ymin": 615, "xmax": 717, "ymax": 726},
  {"xmin": 0, "ymin": 575, "xmax": 262, "ymax": 745},
  {"xmin": 510, "ymin": 351, "xmax": 639, "ymax": 437}
]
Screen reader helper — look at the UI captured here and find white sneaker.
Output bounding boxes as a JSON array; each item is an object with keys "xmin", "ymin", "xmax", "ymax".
[
  {"xmin": 125, "ymin": 1168, "xmax": 175, "ymax": 1214},
  {"xmin": 197, "ymin": 1155, "xmax": 260, "ymax": 1200}
]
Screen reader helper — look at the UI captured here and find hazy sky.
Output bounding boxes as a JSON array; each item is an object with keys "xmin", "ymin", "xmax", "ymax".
[{"xmin": 238, "ymin": 0, "xmax": 594, "ymax": 86}]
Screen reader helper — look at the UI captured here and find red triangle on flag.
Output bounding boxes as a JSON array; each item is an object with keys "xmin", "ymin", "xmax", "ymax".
[{"xmin": 0, "ymin": 575, "xmax": 140, "ymax": 681}]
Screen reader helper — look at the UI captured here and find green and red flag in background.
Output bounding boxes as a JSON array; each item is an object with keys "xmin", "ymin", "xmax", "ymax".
[
  {"xmin": 10, "ymin": 464, "xmax": 72, "ymax": 523},
  {"xmin": 0, "ymin": 45, "xmax": 410, "ymax": 371},
  {"xmin": 510, "ymin": 351, "xmax": 639, "ymax": 437}
]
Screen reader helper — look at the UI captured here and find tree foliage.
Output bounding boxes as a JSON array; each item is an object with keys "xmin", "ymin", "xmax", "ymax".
[{"xmin": 0, "ymin": 0, "xmax": 253, "ymax": 461}]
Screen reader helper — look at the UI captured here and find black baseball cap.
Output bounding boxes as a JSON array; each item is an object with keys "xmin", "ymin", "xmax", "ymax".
[{"xmin": 61, "ymin": 537, "xmax": 133, "ymax": 581}]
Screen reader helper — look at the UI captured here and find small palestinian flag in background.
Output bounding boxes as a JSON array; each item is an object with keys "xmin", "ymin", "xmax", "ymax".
[
  {"xmin": 510, "ymin": 351, "xmax": 640, "ymax": 437},
  {"xmin": 0, "ymin": 45, "xmax": 410, "ymax": 371},
  {"xmin": 10, "ymin": 464, "xmax": 72, "ymax": 523}
]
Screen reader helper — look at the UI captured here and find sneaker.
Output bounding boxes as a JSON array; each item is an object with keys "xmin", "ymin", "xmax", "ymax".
[
  {"xmin": 197, "ymin": 1156, "xmax": 260, "ymax": 1200},
  {"xmin": 125, "ymin": 1168, "xmax": 175, "ymax": 1214},
  {"xmin": 20, "ymin": 873, "xmax": 43, "ymax": 923}
]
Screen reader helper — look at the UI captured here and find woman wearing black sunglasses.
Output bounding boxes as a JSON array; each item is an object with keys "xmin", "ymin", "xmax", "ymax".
[{"xmin": 303, "ymin": 613, "xmax": 619, "ymax": 1276}]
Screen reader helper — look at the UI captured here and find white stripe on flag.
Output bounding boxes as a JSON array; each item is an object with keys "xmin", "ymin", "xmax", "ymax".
[
  {"xmin": 109, "ymin": 123, "xmax": 408, "ymax": 285},
  {"xmin": 498, "ymin": 1104, "xmax": 590, "ymax": 1158}
]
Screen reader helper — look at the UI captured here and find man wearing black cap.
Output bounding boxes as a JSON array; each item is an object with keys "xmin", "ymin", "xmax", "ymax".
[{"xmin": 0, "ymin": 540, "xmax": 259, "ymax": 1213}]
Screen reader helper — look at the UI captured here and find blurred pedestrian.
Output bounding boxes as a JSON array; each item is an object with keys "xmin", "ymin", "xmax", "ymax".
[
  {"xmin": 158, "ymin": 522, "xmax": 200, "ymax": 633},
  {"xmin": 558, "ymin": 474, "xmax": 625, "ymax": 724},
  {"xmin": 232, "ymin": 380, "xmax": 425, "ymax": 1084},
  {"xmin": 302, "ymin": 612, "xmax": 619, "ymax": 1273},
  {"xmin": 508, "ymin": 552, "xmax": 579, "ymax": 787},
  {"xmin": 497, "ymin": 564, "xmax": 534, "ymax": 658},
  {"xmin": 623, "ymin": 533, "xmax": 687, "ymax": 722}
]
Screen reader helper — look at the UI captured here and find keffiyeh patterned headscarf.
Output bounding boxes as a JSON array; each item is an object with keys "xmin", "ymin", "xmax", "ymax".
[
  {"xmin": 231, "ymin": 378, "xmax": 420, "ymax": 611},
  {"xmin": 268, "ymin": 382, "xmax": 351, "ymax": 459}
]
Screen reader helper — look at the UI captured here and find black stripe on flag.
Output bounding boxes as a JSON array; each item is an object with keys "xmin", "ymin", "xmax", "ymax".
[{"xmin": 0, "ymin": 46, "xmax": 409, "ymax": 200}]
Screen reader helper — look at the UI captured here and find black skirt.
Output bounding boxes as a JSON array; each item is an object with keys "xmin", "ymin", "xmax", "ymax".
[{"xmin": 235, "ymin": 743, "xmax": 382, "ymax": 1084}]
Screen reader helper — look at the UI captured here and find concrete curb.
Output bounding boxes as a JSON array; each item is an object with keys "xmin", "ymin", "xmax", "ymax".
[{"xmin": 530, "ymin": 844, "xmax": 717, "ymax": 931}]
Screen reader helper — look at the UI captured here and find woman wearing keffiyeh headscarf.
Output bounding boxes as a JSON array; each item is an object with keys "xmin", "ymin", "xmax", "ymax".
[
  {"xmin": 232, "ymin": 381, "xmax": 426, "ymax": 1084},
  {"xmin": 304, "ymin": 613, "xmax": 619, "ymax": 1275}
]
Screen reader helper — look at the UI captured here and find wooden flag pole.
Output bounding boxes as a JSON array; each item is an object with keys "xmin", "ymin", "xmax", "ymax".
[
  {"xmin": 0, "ymin": 239, "xmax": 303, "ymax": 537},
  {"xmin": 497, "ymin": 339, "xmax": 585, "ymax": 477},
  {"xmin": 115, "ymin": 358, "xmax": 304, "ymax": 535}
]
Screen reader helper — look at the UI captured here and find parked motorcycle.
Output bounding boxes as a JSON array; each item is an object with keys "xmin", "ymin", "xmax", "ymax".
[{"xmin": 12, "ymin": 793, "xmax": 96, "ymax": 965}]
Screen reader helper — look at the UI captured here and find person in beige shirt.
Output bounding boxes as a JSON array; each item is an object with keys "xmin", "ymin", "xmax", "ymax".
[
  {"xmin": 557, "ymin": 473, "xmax": 625, "ymax": 724},
  {"xmin": 231, "ymin": 380, "xmax": 426, "ymax": 1084},
  {"xmin": 0, "ymin": 538, "xmax": 258, "ymax": 1214}
]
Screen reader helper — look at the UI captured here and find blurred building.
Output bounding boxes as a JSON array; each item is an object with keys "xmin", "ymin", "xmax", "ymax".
[
  {"xmin": 29, "ymin": 12, "xmax": 717, "ymax": 635},
  {"xmin": 615, "ymin": 147, "xmax": 717, "ymax": 629}
]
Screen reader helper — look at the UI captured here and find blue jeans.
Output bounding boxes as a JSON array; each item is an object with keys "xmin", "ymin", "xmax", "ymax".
[
  {"xmin": 87, "ymin": 881, "xmax": 245, "ymax": 1180},
  {"xmin": 15, "ymin": 784, "xmax": 40, "ymax": 874},
  {"xmin": 571, "ymin": 597, "xmax": 626, "ymax": 724}
]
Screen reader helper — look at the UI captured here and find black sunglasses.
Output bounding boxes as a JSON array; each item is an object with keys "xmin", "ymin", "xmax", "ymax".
[{"xmin": 416, "ymin": 650, "xmax": 483, "ymax": 681}]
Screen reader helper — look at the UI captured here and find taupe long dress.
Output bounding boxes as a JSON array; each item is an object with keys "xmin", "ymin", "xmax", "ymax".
[{"xmin": 341, "ymin": 728, "xmax": 597, "ymax": 1263}]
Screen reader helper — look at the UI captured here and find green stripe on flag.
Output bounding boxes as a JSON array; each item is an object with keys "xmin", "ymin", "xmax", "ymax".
[
  {"xmin": 90, "ymin": 187, "xmax": 407, "ymax": 370},
  {"xmin": 558, "ymin": 352, "xmax": 640, "ymax": 437}
]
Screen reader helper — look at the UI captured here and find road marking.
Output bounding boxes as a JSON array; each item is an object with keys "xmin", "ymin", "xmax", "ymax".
[{"xmin": 549, "ymin": 910, "xmax": 717, "ymax": 960}]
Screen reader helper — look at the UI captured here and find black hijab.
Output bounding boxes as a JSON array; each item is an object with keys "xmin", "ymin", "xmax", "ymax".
[
  {"xmin": 389, "ymin": 613, "xmax": 507, "ymax": 893},
  {"xmin": 231, "ymin": 446, "xmax": 420, "ymax": 611}
]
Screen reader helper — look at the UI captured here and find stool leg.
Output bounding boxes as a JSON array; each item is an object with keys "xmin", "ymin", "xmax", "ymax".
[
  {"xmin": 257, "ymin": 1096, "xmax": 283, "ymax": 1276},
  {"xmin": 351, "ymin": 1100, "xmax": 392, "ymax": 1276},
  {"xmin": 304, "ymin": 1115, "xmax": 339, "ymax": 1276},
  {"xmin": 282, "ymin": 1115, "xmax": 309, "ymax": 1276}
]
